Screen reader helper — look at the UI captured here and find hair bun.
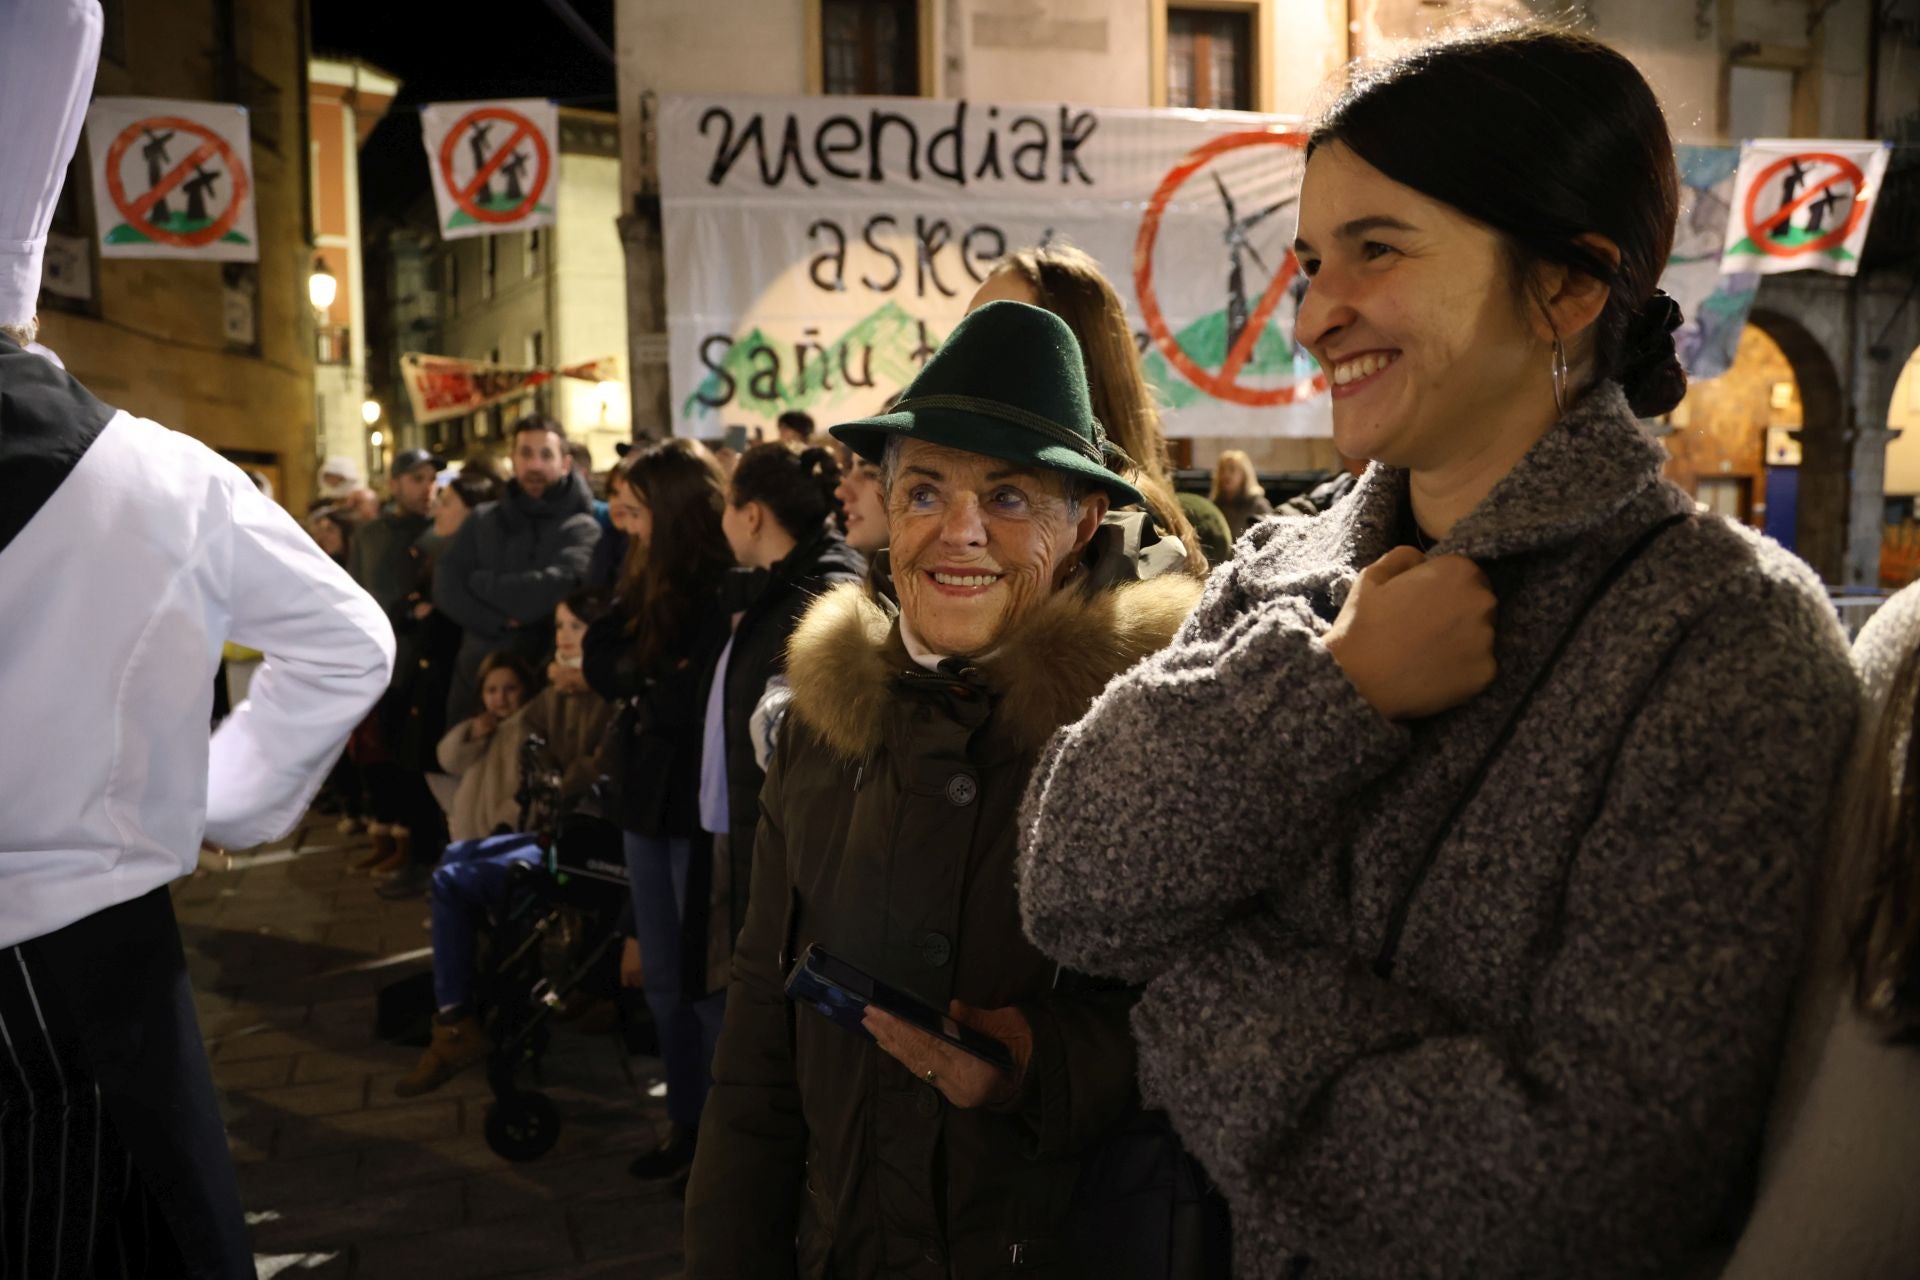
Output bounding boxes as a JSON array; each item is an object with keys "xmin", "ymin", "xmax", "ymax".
[{"xmin": 1620, "ymin": 290, "xmax": 1686, "ymax": 418}]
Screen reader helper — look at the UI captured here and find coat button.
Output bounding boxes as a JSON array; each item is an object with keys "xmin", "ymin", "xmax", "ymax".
[
  {"xmin": 918, "ymin": 931, "xmax": 951, "ymax": 968},
  {"xmin": 418, "ymin": 658, "xmax": 431, "ymax": 669},
  {"xmin": 945, "ymin": 773, "xmax": 977, "ymax": 807}
]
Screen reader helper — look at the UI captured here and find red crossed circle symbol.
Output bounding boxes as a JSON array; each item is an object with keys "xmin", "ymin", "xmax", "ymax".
[
  {"xmin": 438, "ymin": 106, "xmax": 553, "ymax": 224},
  {"xmin": 104, "ymin": 116, "xmax": 249, "ymax": 248},
  {"xmin": 1133, "ymin": 130, "xmax": 1325, "ymax": 407}
]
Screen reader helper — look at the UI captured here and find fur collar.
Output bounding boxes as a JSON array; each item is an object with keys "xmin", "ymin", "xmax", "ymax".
[{"xmin": 786, "ymin": 574, "xmax": 1204, "ymax": 762}]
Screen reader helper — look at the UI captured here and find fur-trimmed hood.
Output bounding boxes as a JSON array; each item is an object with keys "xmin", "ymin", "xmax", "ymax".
[{"xmin": 786, "ymin": 574, "xmax": 1204, "ymax": 762}]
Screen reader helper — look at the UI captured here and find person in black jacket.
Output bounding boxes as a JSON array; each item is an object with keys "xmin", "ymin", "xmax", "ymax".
[
  {"xmin": 705, "ymin": 443, "xmax": 866, "ymax": 986},
  {"xmin": 581, "ymin": 439, "xmax": 734, "ymax": 1184},
  {"xmin": 434, "ymin": 415, "xmax": 600, "ymax": 723}
]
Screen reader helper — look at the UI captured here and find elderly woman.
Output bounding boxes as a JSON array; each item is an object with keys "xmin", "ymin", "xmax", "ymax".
[{"xmin": 683, "ymin": 301, "xmax": 1203, "ymax": 1276}]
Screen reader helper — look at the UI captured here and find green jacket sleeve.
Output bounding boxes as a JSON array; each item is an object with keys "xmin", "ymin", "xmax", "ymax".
[{"xmin": 683, "ymin": 733, "xmax": 806, "ymax": 1279}]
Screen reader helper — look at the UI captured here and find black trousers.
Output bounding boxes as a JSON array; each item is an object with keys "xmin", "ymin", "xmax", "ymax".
[
  {"xmin": 0, "ymin": 888, "xmax": 252, "ymax": 1279},
  {"xmin": 364, "ymin": 763, "xmax": 450, "ymax": 867}
]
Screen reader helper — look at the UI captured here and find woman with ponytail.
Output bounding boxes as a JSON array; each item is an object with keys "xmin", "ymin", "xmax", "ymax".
[
  {"xmin": 581, "ymin": 439, "xmax": 735, "ymax": 1184},
  {"xmin": 702, "ymin": 443, "xmax": 868, "ymax": 982},
  {"xmin": 1018, "ymin": 25, "xmax": 1858, "ymax": 1278}
]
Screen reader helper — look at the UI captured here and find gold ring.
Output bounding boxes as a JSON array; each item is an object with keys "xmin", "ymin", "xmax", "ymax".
[{"xmin": 922, "ymin": 1068, "xmax": 937, "ymax": 1086}]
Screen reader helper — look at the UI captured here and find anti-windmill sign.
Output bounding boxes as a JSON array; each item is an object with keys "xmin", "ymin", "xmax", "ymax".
[
  {"xmin": 84, "ymin": 98, "xmax": 258, "ymax": 261},
  {"xmin": 420, "ymin": 99, "xmax": 559, "ymax": 240},
  {"xmin": 1721, "ymin": 139, "xmax": 1893, "ymax": 277}
]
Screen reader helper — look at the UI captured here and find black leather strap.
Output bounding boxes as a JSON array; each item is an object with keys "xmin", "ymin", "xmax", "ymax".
[{"xmin": 1372, "ymin": 511, "xmax": 1695, "ymax": 978}]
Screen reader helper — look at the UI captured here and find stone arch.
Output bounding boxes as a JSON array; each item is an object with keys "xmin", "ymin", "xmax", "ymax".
[{"xmin": 1746, "ymin": 306, "xmax": 1849, "ymax": 581}]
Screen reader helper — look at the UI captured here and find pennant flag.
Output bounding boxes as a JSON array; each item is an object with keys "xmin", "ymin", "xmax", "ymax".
[
  {"xmin": 420, "ymin": 99, "xmax": 558, "ymax": 240},
  {"xmin": 1721, "ymin": 140, "xmax": 1892, "ymax": 277},
  {"xmin": 401, "ymin": 353, "xmax": 616, "ymax": 424},
  {"xmin": 1661, "ymin": 146, "xmax": 1759, "ymax": 380},
  {"xmin": 85, "ymin": 97, "xmax": 258, "ymax": 261}
]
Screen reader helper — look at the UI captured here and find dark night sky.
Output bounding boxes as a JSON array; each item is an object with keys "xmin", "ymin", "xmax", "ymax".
[{"xmin": 311, "ymin": 0, "xmax": 616, "ymax": 220}]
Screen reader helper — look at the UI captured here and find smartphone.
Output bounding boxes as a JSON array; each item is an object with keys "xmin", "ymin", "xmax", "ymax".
[
  {"xmin": 784, "ymin": 944, "xmax": 1014, "ymax": 1072},
  {"xmin": 724, "ymin": 424, "xmax": 750, "ymax": 452}
]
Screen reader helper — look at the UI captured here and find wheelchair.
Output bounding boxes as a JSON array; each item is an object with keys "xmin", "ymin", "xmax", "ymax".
[{"xmin": 475, "ymin": 734, "xmax": 639, "ymax": 1162}]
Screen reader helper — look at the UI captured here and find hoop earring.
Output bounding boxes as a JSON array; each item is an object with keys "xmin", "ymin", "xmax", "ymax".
[{"xmin": 1550, "ymin": 337, "xmax": 1569, "ymax": 415}]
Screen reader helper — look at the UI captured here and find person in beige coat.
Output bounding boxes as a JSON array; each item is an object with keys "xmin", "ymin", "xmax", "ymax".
[
  {"xmin": 436, "ymin": 651, "xmax": 534, "ymax": 841},
  {"xmin": 1719, "ymin": 580, "xmax": 1920, "ymax": 1280}
]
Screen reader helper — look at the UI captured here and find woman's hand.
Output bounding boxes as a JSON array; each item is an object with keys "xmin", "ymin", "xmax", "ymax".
[
  {"xmin": 469, "ymin": 711, "xmax": 498, "ymax": 738},
  {"xmin": 1325, "ymin": 547, "xmax": 1497, "ymax": 720},
  {"xmin": 547, "ymin": 662, "xmax": 589, "ymax": 694},
  {"xmin": 863, "ymin": 1001, "xmax": 1032, "ymax": 1109},
  {"xmin": 620, "ymin": 936, "xmax": 644, "ymax": 989}
]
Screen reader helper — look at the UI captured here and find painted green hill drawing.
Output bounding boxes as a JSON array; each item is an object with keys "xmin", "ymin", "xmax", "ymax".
[
  {"xmin": 683, "ymin": 301, "xmax": 934, "ymax": 422},
  {"xmin": 1142, "ymin": 310, "xmax": 1321, "ymax": 408},
  {"xmin": 107, "ymin": 215, "xmax": 250, "ymax": 245},
  {"xmin": 449, "ymin": 200, "xmax": 555, "ymax": 230},
  {"xmin": 1725, "ymin": 224, "xmax": 1855, "ymax": 261}
]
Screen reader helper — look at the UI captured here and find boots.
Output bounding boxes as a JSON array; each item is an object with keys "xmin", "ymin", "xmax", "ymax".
[
  {"xmin": 392, "ymin": 1014, "xmax": 491, "ymax": 1098},
  {"xmin": 353, "ymin": 827, "xmax": 396, "ymax": 872}
]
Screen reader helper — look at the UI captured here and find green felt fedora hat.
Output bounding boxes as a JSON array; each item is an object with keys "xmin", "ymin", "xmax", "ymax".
[{"xmin": 829, "ymin": 300, "xmax": 1147, "ymax": 509}]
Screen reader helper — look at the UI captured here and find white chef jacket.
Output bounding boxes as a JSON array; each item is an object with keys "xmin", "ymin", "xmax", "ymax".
[{"xmin": 0, "ymin": 410, "xmax": 396, "ymax": 950}]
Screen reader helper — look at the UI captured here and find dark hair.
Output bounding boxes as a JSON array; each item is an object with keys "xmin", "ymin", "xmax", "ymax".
[
  {"xmin": 559, "ymin": 587, "xmax": 613, "ymax": 629},
  {"xmin": 446, "ymin": 470, "xmax": 499, "ymax": 512},
  {"xmin": 459, "ymin": 452, "xmax": 506, "ymax": 485},
  {"xmin": 991, "ymin": 242, "xmax": 1209, "ymax": 577},
  {"xmin": 511, "ymin": 413, "xmax": 568, "ymax": 444},
  {"xmin": 618, "ymin": 439, "xmax": 733, "ymax": 663},
  {"xmin": 1308, "ymin": 25, "xmax": 1686, "ymax": 417},
  {"xmin": 728, "ymin": 443, "xmax": 841, "ymax": 540},
  {"xmin": 567, "ymin": 441, "xmax": 594, "ymax": 472},
  {"xmin": 776, "ymin": 410, "xmax": 815, "ymax": 439},
  {"xmin": 477, "ymin": 650, "xmax": 535, "ymax": 693}
]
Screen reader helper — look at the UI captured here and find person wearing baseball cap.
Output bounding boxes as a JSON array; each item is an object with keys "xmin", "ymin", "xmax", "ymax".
[{"xmin": 0, "ymin": 3, "xmax": 394, "ymax": 1272}]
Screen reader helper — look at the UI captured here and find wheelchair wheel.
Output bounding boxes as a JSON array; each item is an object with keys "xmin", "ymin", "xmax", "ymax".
[{"xmin": 484, "ymin": 1090, "xmax": 560, "ymax": 1162}]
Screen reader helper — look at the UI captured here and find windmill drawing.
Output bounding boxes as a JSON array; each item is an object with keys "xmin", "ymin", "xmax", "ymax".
[
  {"xmin": 467, "ymin": 121, "xmax": 496, "ymax": 203},
  {"xmin": 181, "ymin": 165, "xmax": 220, "ymax": 223},
  {"xmin": 500, "ymin": 150, "xmax": 530, "ymax": 204},
  {"xmin": 1212, "ymin": 170, "xmax": 1295, "ymax": 356},
  {"xmin": 141, "ymin": 127, "xmax": 176, "ymax": 221}
]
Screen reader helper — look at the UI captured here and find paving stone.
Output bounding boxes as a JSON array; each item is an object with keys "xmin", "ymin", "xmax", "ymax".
[
  {"xmin": 177, "ymin": 814, "xmax": 683, "ymax": 1276},
  {"xmin": 234, "ymin": 1149, "xmax": 361, "ymax": 1208},
  {"xmin": 567, "ymin": 1194, "xmax": 688, "ymax": 1262},
  {"xmin": 357, "ymin": 1134, "xmax": 504, "ymax": 1191},
  {"xmin": 233, "ymin": 1076, "xmax": 371, "ymax": 1122},
  {"xmin": 352, "ymin": 1210, "xmax": 578, "ymax": 1278},
  {"xmin": 213, "ymin": 1054, "xmax": 296, "ymax": 1091},
  {"xmin": 212, "ymin": 1029, "xmax": 323, "ymax": 1063},
  {"xmin": 249, "ymin": 1178, "xmax": 466, "ymax": 1251},
  {"xmin": 273, "ymin": 1098, "xmax": 463, "ymax": 1158},
  {"xmin": 252, "ymin": 1248, "xmax": 353, "ymax": 1280},
  {"xmin": 292, "ymin": 1049, "xmax": 400, "ymax": 1084}
]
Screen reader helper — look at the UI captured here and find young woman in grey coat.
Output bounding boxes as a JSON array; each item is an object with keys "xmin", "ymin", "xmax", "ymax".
[{"xmin": 1017, "ymin": 28, "xmax": 1859, "ymax": 1280}]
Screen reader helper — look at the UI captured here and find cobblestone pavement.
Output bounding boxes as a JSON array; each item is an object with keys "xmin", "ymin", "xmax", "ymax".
[{"xmin": 173, "ymin": 821, "xmax": 686, "ymax": 1279}]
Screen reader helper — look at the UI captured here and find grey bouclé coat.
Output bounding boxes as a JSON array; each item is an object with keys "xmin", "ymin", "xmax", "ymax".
[{"xmin": 1018, "ymin": 383, "xmax": 1860, "ymax": 1279}]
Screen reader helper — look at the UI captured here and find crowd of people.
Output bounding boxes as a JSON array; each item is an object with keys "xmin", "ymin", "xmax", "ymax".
[
  {"xmin": 275, "ymin": 27, "xmax": 1920, "ymax": 1280},
  {"xmin": 7, "ymin": 3, "xmax": 1917, "ymax": 1275}
]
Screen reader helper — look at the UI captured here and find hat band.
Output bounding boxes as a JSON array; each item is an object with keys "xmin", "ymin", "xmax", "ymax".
[{"xmin": 889, "ymin": 393, "xmax": 1104, "ymax": 465}]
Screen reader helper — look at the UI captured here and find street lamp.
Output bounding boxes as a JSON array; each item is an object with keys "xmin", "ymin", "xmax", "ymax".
[
  {"xmin": 369, "ymin": 430, "xmax": 385, "ymax": 448},
  {"xmin": 307, "ymin": 257, "xmax": 338, "ymax": 311},
  {"xmin": 361, "ymin": 398, "xmax": 382, "ymax": 426}
]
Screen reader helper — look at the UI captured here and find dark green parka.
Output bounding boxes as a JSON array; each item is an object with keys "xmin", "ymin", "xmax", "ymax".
[{"xmin": 684, "ymin": 566, "xmax": 1202, "ymax": 1279}]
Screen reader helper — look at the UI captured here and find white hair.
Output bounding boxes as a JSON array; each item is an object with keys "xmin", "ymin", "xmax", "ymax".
[{"xmin": 879, "ymin": 433, "xmax": 1089, "ymax": 513}]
